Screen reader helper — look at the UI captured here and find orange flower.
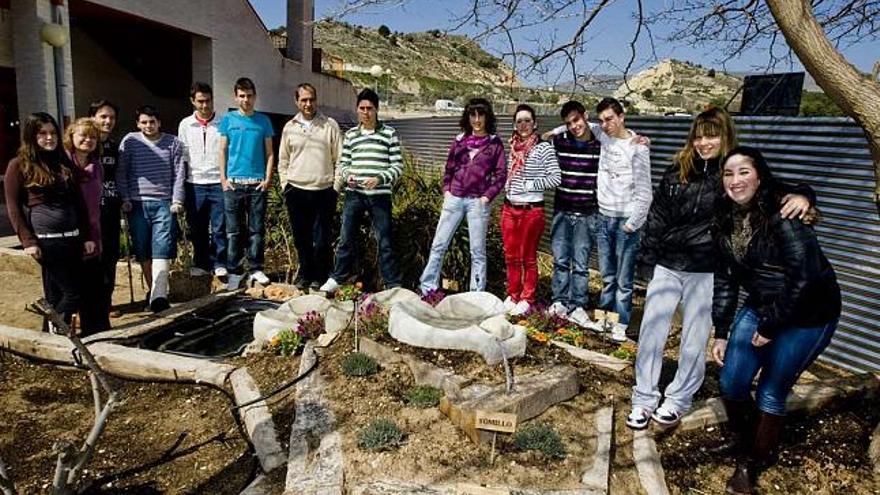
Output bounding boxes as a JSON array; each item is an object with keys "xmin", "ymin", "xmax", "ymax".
[
  {"xmin": 517, "ymin": 320, "xmax": 529, "ymax": 326},
  {"xmin": 556, "ymin": 327, "xmax": 569, "ymax": 335},
  {"xmin": 269, "ymin": 337, "xmax": 280, "ymax": 347},
  {"xmin": 355, "ymin": 281, "xmax": 363, "ymax": 289},
  {"xmin": 532, "ymin": 332, "xmax": 549, "ymax": 343}
]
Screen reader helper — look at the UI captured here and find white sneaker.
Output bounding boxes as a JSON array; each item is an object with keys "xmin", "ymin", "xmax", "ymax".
[
  {"xmin": 509, "ymin": 300, "xmax": 530, "ymax": 316},
  {"xmin": 189, "ymin": 267, "xmax": 210, "ymax": 277},
  {"xmin": 566, "ymin": 307, "xmax": 592, "ymax": 328},
  {"xmin": 213, "ymin": 266, "xmax": 228, "ymax": 277},
  {"xmin": 626, "ymin": 407, "xmax": 652, "ymax": 430},
  {"xmin": 319, "ymin": 278, "xmax": 339, "ymax": 293},
  {"xmin": 547, "ymin": 301, "xmax": 568, "ymax": 317},
  {"xmin": 250, "ymin": 270, "xmax": 270, "ymax": 285},
  {"xmin": 502, "ymin": 296, "xmax": 517, "ymax": 313},
  {"xmin": 227, "ymin": 274, "xmax": 244, "ymax": 290},
  {"xmin": 651, "ymin": 404, "xmax": 682, "ymax": 427},
  {"xmin": 585, "ymin": 313, "xmax": 607, "ymax": 333},
  {"xmin": 611, "ymin": 323, "xmax": 628, "ymax": 342}
]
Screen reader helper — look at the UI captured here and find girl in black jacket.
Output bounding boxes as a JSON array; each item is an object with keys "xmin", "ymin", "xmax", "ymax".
[
  {"xmin": 627, "ymin": 108, "xmax": 813, "ymax": 431},
  {"xmin": 711, "ymin": 146, "xmax": 839, "ymax": 495}
]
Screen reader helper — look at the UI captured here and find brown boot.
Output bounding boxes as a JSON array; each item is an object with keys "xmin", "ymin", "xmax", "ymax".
[
  {"xmin": 726, "ymin": 412, "xmax": 785, "ymax": 495},
  {"xmin": 713, "ymin": 399, "xmax": 756, "ymax": 455}
]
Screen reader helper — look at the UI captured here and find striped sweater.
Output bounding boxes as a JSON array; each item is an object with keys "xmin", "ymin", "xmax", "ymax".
[
  {"xmin": 117, "ymin": 132, "xmax": 186, "ymax": 204},
  {"xmin": 338, "ymin": 122, "xmax": 402, "ymax": 196},
  {"xmin": 552, "ymin": 131, "xmax": 601, "ymax": 214},
  {"xmin": 505, "ymin": 140, "xmax": 561, "ymax": 202}
]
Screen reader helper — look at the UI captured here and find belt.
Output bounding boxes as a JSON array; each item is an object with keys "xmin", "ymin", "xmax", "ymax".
[
  {"xmin": 229, "ymin": 178, "xmax": 263, "ymax": 185},
  {"xmin": 37, "ymin": 229, "xmax": 80, "ymax": 239},
  {"xmin": 504, "ymin": 199, "xmax": 544, "ymax": 209}
]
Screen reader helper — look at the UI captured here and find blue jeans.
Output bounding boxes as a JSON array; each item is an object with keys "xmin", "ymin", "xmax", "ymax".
[
  {"xmin": 719, "ymin": 306, "xmax": 837, "ymax": 416},
  {"xmin": 223, "ymin": 184, "xmax": 266, "ymax": 274},
  {"xmin": 127, "ymin": 200, "xmax": 177, "ymax": 262},
  {"xmin": 419, "ymin": 195, "xmax": 491, "ymax": 293},
  {"xmin": 596, "ymin": 214, "xmax": 641, "ymax": 324},
  {"xmin": 185, "ymin": 183, "xmax": 227, "ymax": 272},
  {"xmin": 550, "ymin": 210, "xmax": 599, "ymax": 310},
  {"xmin": 331, "ymin": 192, "xmax": 400, "ymax": 287}
]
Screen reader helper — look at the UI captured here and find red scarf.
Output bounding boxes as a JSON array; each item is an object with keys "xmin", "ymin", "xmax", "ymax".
[{"xmin": 508, "ymin": 132, "xmax": 538, "ymax": 184}]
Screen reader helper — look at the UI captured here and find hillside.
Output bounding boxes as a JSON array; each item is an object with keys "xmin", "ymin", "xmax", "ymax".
[
  {"xmin": 613, "ymin": 59, "xmax": 742, "ymax": 114},
  {"xmin": 315, "ymin": 20, "xmax": 519, "ymax": 88}
]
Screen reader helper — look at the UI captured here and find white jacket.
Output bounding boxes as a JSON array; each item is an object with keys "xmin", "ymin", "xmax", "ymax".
[{"xmin": 177, "ymin": 113, "xmax": 222, "ymax": 184}]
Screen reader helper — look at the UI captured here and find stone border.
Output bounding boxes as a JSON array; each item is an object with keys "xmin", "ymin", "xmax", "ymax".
[
  {"xmin": 677, "ymin": 373, "xmax": 880, "ymax": 433},
  {"xmin": 230, "ymin": 368, "xmax": 287, "ymax": 472},
  {"xmin": 285, "ymin": 341, "xmax": 344, "ymax": 494},
  {"xmin": 632, "ymin": 429, "xmax": 670, "ymax": 495},
  {"xmin": 550, "ymin": 341, "xmax": 630, "ymax": 372},
  {"xmin": 351, "ymin": 480, "xmax": 605, "ymax": 494},
  {"xmin": 360, "ymin": 336, "xmax": 471, "ymax": 399},
  {"xmin": 581, "ymin": 405, "xmax": 613, "ymax": 492}
]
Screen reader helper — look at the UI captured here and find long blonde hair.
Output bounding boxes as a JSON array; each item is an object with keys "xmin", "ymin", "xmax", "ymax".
[{"xmin": 674, "ymin": 107, "xmax": 737, "ymax": 183}]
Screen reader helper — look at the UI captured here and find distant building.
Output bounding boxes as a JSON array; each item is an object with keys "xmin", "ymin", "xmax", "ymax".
[{"xmin": 0, "ymin": 0, "xmax": 357, "ymax": 165}]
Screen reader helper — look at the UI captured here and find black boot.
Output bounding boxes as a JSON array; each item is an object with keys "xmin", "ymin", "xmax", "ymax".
[
  {"xmin": 726, "ymin": 412, "xmax": 785, "ymax": 495},
  {"xmin": 712, "ymin": 399, "xmax": 756, "ymax": 455}
]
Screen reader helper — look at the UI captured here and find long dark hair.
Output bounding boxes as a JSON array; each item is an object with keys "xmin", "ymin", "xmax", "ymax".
[
  {"xmin": 459, "ymin": 98, "xmax": 497, "ymax": 135},
  {"xmin": 714, "ymin": 146, "xmax": 781, "ymax": 237},
  {"xmin": 17, "ymin": 113, "xmax": 72, "ymax": 188}
]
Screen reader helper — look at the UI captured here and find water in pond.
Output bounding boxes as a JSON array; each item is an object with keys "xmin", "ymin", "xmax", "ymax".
[{"xmin": 137, "ymin": 297, "xmax": 278, "ymax": 358}]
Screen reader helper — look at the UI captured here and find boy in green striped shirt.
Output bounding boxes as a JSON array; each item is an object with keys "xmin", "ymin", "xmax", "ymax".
[{"xmin": 320, "ymin": 89, "xmax": 402, "ymax": 291}]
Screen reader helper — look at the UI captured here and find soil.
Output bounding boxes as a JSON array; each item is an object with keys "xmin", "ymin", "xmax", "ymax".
[
  {"xmin": 659, "ymin": 396, "xmax": 880, "ymax": 494},
  {"xmin": 0, "ymin": 355, "xmax": 253, "ymax": 494},
  {"xmin": 1, "ymin": 250, "xmax": 877, "ymax": 494},
  {"xmin": 0, "ymin": 252, "xmax": 149, "ymax": 332}
]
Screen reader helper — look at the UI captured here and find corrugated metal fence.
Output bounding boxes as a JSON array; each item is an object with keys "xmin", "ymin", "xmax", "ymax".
[{"xmin": 387, "ymin": 115, "xmax": 880, "ymax": 374}]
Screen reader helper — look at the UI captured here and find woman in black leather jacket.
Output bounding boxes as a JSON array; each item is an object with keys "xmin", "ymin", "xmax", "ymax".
[
  {"xmin": 711, "ymin": 146, "xmax": 840, "ymax": 495},
  {"xmin": 627, "ymin": 108, "xmax": 814, "ymax": 432}
]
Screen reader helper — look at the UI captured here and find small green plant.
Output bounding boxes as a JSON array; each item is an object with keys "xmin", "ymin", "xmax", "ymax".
[
  {"xmin": 610, "ymin": 342, "xmax": 638, "ymax": 361},
  {"xmin": 272, "ymin": 329, "xmax": 302, "ymax": 357},
  {"xmin": 405, "ymin": 385, "xmax": 443, "ymax": 408},
  {"xmin": 357, "ymin": 299, "xmax": 389, "ymax": 337},
  {"xmin": 512, "ymin": 422, "xmax": 566, "ymax": 459},
  {"xmin": 357, "ymin": 418, "xmax": 405, "ymax": 451},
  {"xmin": 341, "ymin": 352, "xmax": 379, "ymax": 377},
  {"xmin": 334, "ymin": 282, "xmax": 363, "ymax": 302}
]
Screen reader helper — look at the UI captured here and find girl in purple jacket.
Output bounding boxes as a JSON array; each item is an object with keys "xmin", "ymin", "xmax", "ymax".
[{"xmin": 419, "ymin": 98, "xmax": 507, "ymax": 293}]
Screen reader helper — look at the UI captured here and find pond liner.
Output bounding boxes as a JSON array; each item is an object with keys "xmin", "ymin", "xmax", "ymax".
[{"xmin": 135, "ymin": 297, "xmax": 279, "ymax": 359}]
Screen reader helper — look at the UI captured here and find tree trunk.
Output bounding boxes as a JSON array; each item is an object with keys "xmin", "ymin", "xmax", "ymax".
[{"xmin": 766, "ymin": 0, "xmax": 880, "ymax": 211}]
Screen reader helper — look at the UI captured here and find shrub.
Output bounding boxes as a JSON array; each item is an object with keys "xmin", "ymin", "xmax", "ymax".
[
  {"xmin": 341, "ymin": 352, "xmax": 379, "ymax": 377},
  {"xmin": 334, "ymin": 282, "xmax": 363, "ymax": 302},
  {"xmin": 378, "ymin": 24, "xmax": 391, "ymax": 37},
  {"xmin": 513, "ymin": 422, "xmax": 566, "ymax": 459},
  {"xmin": 358, "ymin": 418, "xmax": 405, "ymax": 451},
  {"xmin": 405, "ymin": 385, "xmax": 443, "ymax": 408}
]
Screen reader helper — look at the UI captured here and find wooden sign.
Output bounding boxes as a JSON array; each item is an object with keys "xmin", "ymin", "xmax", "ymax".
[
  {"xmin": 474, "ymin": 411, "xmax": 517, "ymax": 433},
  {"xmin": 605, "ymin": 311, "xmax": 620, "ymax": 324},
  {"xmin": 593, "ymin": 309, "xmax": 606, "ymax": 321},
  {"xmin": 456, "ymin": 483, "xmax": 510, "ymax": 495}
]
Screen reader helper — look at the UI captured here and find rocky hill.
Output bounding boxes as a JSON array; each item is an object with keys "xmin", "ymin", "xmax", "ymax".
[
  {"xmin": 613, "ymin": 59, "xmax": 742, "ymax": 114},
  {"xmin": 314, "ymin": 20, "xmax": 519, "ymax": 88}
]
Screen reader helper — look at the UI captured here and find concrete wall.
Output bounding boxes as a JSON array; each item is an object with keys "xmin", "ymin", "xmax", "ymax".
[
  {"xmin": 81, "ymin": 0, "xmax": 356, "ymax": 121},
  {"xmin": 0, "ymin": 8, "xmax": 13, "ymax": 68},
  {"xmin": 10, "ymin": 0, "xmax": 75, "ymax": 122}
]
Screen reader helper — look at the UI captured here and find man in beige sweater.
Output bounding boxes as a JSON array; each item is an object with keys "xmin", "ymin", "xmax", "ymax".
[{"xmin": 277, "ymin": 83, "xmax": 342, "ymax": 289}]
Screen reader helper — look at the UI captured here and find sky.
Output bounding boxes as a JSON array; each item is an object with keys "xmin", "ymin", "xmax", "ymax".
[{"xmin": 250, "ymin": 0, "xmax": 880, "ymax": 87}]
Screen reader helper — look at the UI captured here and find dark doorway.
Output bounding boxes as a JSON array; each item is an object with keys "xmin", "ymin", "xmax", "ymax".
[{"xmin": 0, "ymin": 66, "xmax": 19, "ymax": 173}]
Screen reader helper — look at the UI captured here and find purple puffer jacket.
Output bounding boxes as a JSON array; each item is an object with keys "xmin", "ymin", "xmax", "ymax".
[{"xmin": 442, "ymin": 133, "xmax": 507, "ymax": 201}]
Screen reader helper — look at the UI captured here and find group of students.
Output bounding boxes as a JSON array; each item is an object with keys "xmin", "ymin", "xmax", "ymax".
[{"xmin": 5, "ymin": 78, "xmax": 840, "ymax": 493}]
